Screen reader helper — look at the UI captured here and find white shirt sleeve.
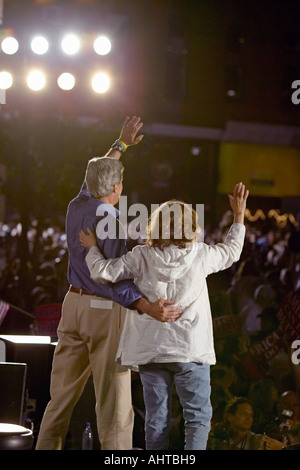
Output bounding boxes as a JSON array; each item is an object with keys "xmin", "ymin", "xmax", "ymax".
[
  {"xmin": 85, "ymin": 245, "xmax": 141, "ymax": 283},
  {"xmin": 201, "ymin": 223, "xmax": 246, "ymax": 276}
]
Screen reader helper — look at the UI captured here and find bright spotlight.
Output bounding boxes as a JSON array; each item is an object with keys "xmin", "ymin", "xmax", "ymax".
[
  {"xmin": 0, "ymin": 71, "xmax": 13, "ymax": 89},
  {"xmin": 61, "ymin": 34, "xmax": 80, "ymax": 55},
  {"xmin": 27, "ymin": 70, "xmax": 46, "ymax": 91},
  {"xmin": 93, "ymin": 36, "xmax": 111, "ymax": 55},
  {"xmin": 92, "ymin": 72, "xmax": 110, "ymax": 93},
  {"xmin": 31, "ymin": 36, "xmax": 49, "ymax": 55},
  {"xmin": 0, "ymin": 335, "xmax": 51, "ymax": 344},
  {"xmin": 1, "ymin": 37, "xmax": 19, "ymax": 55},
  {"xmin": 57, "ymin": 72, "xmax": 75, "ymax": 90}
]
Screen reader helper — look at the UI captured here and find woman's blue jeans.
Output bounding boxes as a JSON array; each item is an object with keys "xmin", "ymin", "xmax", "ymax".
[{"xmin": 139, "ymin": 362, "xmax": 212, "ymax": 450}]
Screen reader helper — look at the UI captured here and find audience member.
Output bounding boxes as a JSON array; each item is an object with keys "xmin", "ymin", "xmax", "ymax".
[
  {"xmin": 247, "ymin": 379, "xmax": 279, "ymax": 433},
  {"xmin": 263, "ymin": 390, "xmax": 300, "ymax": 449},
  {"xmin": 207, "ymin": 397, "xmax": 263, "ymax": 450}
]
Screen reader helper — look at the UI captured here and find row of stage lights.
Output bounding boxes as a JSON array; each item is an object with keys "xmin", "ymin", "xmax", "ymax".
[
  {"xmin": 1, "ymin": 34, "xmax": 112, "ymax": 56},
  {"xmin": 0, "ymin": 34, "xmax": 112, "ymax": 93},
  {"xmin": 0, "ymin": 70, "xmax": 110, "ymax": 93}
]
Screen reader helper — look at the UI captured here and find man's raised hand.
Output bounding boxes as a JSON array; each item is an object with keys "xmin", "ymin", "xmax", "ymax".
[{"xmin": 119, "ymin": 116, "xmax": 144, "ymax": 147}]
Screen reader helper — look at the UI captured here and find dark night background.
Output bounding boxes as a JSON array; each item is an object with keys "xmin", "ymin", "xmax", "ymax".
[{"xmin": 0, "ymin": 0, "xmax": 300, "ymax": 450}]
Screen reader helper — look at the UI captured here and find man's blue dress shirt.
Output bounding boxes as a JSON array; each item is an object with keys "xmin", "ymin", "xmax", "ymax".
[{"xmin": 66, "ymin": 181, "xmax": 142, "ymax": 308}]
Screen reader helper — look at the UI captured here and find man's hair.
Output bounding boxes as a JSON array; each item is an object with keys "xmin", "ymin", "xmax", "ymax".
[
  {"xmin": 146, "ymin": 200, "xmax": 201, "ymax": 249},
  {"xmin": 224, "ymin": 397, "xmax": 254, "ymax": 418},
  {"xmin": 85, "ymin": 156, "xmax": 124, "ymax": 198}
]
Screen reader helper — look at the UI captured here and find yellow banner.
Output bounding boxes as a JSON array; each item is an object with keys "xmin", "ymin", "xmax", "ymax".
[{"xmin": 218, "ymin": 142, "xmax": 300, "ymax": 196}]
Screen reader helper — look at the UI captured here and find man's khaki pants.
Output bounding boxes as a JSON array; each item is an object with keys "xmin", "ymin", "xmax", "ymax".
[{"xmin": 35, "ymin": 290, "xmax": 134, "ymax": 450}]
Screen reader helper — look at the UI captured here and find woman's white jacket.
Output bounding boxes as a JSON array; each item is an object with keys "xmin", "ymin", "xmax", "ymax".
[{"xmin": 85, "ymin": 223, "xmax": 246, "ymax": 369}]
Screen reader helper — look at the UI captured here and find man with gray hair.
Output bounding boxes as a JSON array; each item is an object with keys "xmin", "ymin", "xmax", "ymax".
[
  {"xmin": 36, "ymin": 116, "xmax": 182, "ymax": 450},
  {"xmin": 85, "ymin": 156, "xmax": 124, "ymax": 200}
]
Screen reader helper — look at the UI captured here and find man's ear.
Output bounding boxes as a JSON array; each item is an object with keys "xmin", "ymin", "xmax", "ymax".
[{"xmin": 113, "ymin": 181, "xmax": 122, "ymax": 194}]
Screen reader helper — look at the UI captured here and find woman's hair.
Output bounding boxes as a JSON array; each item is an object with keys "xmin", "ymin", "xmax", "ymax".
[
  {"xmin": 85, "ymin": 156, "xmax": 124, "ymax": 198},
  {"xmin": 146, "ymin": 200, "xmax": 201, "ymax": 249}
]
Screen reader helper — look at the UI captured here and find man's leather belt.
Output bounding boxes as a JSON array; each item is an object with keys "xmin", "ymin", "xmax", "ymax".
[{"xmin": 69, "ymin": 286, "xmax": 95, "ymax": 296}]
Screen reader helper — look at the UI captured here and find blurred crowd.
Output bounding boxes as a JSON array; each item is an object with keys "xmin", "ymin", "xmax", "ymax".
[
  {"xmin": 0, "ymin": 207, "xmax": 300, "ymax": 450},
  {"xmin": 0, "ymin": 220, "xmax": 69, "ymax": 312},
  {"xmin": 205, "ymin": 209, "xmax": 300, "ymax": 450}
]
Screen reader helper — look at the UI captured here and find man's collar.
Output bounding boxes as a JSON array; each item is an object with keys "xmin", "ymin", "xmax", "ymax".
[{"xmin": 97, "ymin": 200, "xmax": 120, "ymax": 218}]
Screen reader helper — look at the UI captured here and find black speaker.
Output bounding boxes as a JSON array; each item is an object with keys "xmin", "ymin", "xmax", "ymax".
[
  {"xmin": 0, "ymin": 338, "xmax": 55, "ymax": 426},
  {"xmin": 0, "ymin": 362, "xmax": 27, "ymax": 425}
]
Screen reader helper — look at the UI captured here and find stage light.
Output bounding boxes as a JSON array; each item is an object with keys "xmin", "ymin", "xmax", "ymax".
[
  {"xmin": 26, "ymin": 70, "xmax": 46, "ymax": 91},
  {"xmin": 227, "ymin": 89, "xmax": 236, "ymax": 97},
  {"xmin": 57, "ymin": 72, "xmax": 75, "ymax": 90},
  {"xmin": 61, "ymin": 33, "xmax": 80, "ymax": 55},
  {"xmin": 31, "ymin": 36, "xmax": 49, "ymax": 55},
  {"xmin": 0, "ymin": 335, "xmax": 51, "ymax": 344},
  {"xmin": 93, "ymin": 36, "xmax": 111, "ymax": 55},
  {"xmin": 190, "ymin": 146, "xmax": 201, "ymax": 156},
  {"xmin": 0, "ymin": 71, "xmax": 13, "ymax": 89},
  {"xmin": 1, "ymin": 36, "xmax": 19, "ymax": 55},
  {"xmin": 91, "ymin": 72, "xmax": 110, "ymax": 93}
]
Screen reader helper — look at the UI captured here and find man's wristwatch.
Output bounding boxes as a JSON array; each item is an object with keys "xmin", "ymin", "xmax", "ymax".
[{"xmin": 111, "ymin": 139, "xmax": 128, "ymax": 153}]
